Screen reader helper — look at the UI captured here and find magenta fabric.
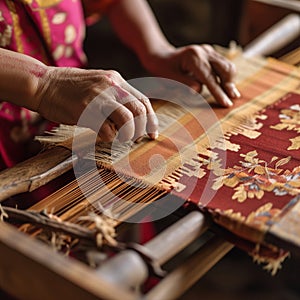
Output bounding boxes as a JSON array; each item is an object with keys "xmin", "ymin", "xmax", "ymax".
[{"xmin": 0, "ymin": 0, "xmax": 87, "ymax": 169}]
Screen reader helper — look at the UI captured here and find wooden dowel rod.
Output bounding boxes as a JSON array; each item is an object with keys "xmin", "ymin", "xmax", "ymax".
[
  {"xmin": 95, "ymin": 211, "xmax": 209, "ymax": 289},
  {"xmin": 244, "ymin": 14, "xmax": 300, "ymax": 57},
  {"xmin": 96, "ymin": 250, "xmax": 148, "ymax": 291},
  {"xmin": 252, "ymin": 0, "xmax": 300, "ymax": 12},
  {"xmin": 144, "ymin": 211, "xmax": 209, "ymax": 265},
  {"xmin": 143, "ymin": 236, "xmax": 233, "ymax": 300}
]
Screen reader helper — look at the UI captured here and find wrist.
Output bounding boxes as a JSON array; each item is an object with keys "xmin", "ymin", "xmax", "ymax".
[
  {"xmin": 139, "ymin": 43, "xmax": 175, "ymax": 73},
  {"xmin": 26, "ymin": 63, "xmax": 50, "ymax": 112},
  {"xmin": 140, "ymin": 45, "xmax": 176, "ymax": 75}
]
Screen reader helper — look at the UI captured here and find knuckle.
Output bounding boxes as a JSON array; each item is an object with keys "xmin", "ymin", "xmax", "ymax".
[
  {"xmin": 202, "ymin": 44, "xmax": 213, "ymax": 53},
  {"xmin": 120, "ymin": 109, "xmax": 134, "ymax": 123},
  {"xmin": 185, "ymin": 44, "xmax": 199, "ymax": 56},
  {"xmin": 108, "ymin": 70, "xmax": 122, "ymax": 81},
  {"xmin": 98, "ymin": 72, "xmax": 112, "ymax": 86},
  {"xmin": 202, "ymin": 70, "xmax": 213, "ymax": 82},
  {"xmin": 135, "ymin": 102, "xmax": 147, "ymax": 116},
  {"xmin": 227, "ymin": 61, "xmax": 236, "ymax": 75},
  {"xmin": 198, "ymin": 61, "xmax": 212, "ymax": 81},
  {"xmin": 102, "ymin": 70, "xmax": 123, "ymax": 85},
  {"xmin": 139, "ymin": 96, "xmax": 151, "ymax": 108},
  {"xmin": 99, "ymin": 123, "xmax": 116, "ymax": 142}
]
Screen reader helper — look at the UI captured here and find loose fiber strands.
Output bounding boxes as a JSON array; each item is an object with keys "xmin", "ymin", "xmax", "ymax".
[{"xmin": 29, "ymin": 167, "xmax": 168, "ymax": 227}]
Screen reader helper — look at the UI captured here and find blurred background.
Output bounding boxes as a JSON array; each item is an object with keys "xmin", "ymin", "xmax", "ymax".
[
  {"xmin": 179, "ymin": 248, "xmax": 300, "ymax": 300},
  {"xmin": 84, "ymin": 1, "xmax": 300, "ymax": 299},
  {"xmin": 84, "ymin": 0, "xmax": 300, "ymax": 77}
]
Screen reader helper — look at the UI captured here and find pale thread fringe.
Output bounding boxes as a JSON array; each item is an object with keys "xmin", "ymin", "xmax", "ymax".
[
  {"xmin": 36, "ymin": 213, "xmax": 119, "ymax": 256},
  {"xmin": 39, "ymin": 231, "xmax": 74, "ymax": 255},
  {"xmin": 35, "ymin": 125, "xmax": 137, "ymax": 165},
  {"xmin": 36, "ymin": 210, "xmax": 119, "ymax": 250},
  {"xmin": 1, "ymin": 204, "xmax": 119, "ymax": 255},
  {"xmin": 0, "ymin": 204, "xmax": 8, "ymax": 221},
  {"xmin": 214, "ymin": 41, "xmax": 243, "ymax": 60},
  {"xmin": 38, "ymin": 212, "xmax": 79, "ymax": 254},
  {"xmin": 79, "ymin": 213, "xmax": 118, "ymax": 248},
  {"xmin": 89, "ymin": 142, "xmax": 133, "ymax": 165},
  {"xmin": 35, "ymin": 125, "xmax": 77, "ymax": 145},
  {"xmin": 251, "ymin": 243, "xmax": 290, "ymax": 276},
  {"xmin": 94, "ymin": 110, "xmax": 267, "ymax": 173}
]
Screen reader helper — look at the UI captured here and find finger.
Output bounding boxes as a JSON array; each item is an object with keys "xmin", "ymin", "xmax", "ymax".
[
  {"xmin": 191, "ymin": 60, "xmax": 233, "ymax": 107},
  {"xmin": 121, "ymin": 95, "xmax": 147, "ymax": 142},
  {"xmin": 74, "ymin": 99, "xmax": 119, "ymax": 142},
  {"xmin": 209, "ymin": 54, "xmax": 240, "ymax": 99},
  {"xmin": 121, "ymin": 81, "xmax": 159, "ymax": 140},
  {"xmin": 111, "ymin": 84, "xmax": 148, "ymax": 142},
  {"xmin": 222, "ymin": 82, "xmax": 241, "ymax": 99},
  {"xmin": 101, "ymin": 99, "xmax": 135, "ymax": 142},
  {"xmin": 98, "ymin": 119, "xmax": 117, "ymax": 142}
]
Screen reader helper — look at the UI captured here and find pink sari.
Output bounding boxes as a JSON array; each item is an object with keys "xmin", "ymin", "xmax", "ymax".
[{"xmin": 0, "ymin": 0, "xmax": 115, "ymax": 169}]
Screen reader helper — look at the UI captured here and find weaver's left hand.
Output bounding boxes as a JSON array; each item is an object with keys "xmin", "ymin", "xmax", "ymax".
[{"xmin": 142, "ymin": 44, "xmax": 240, "ymax": 107}]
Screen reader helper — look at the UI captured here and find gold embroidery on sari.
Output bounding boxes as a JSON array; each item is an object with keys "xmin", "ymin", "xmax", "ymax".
[
  {"xmin": 36, "ymin": 0, "xmax": 62, "ymax": 8},
  {"xmin": 20, "ymin": 0, "xmax": 62, "ymax": 8},
  {"xmin": 5, "ymin": 0, "xmax": 24, "ymax": 53},
  {"xmin": 0, "ymin": 10, "xmax": 13, "ymax": 47},
  {"xmin": 21, "ymin": 0, "xmax": 33, "ymax": 4}
]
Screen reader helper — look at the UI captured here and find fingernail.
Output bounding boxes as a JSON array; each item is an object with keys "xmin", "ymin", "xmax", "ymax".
[
  {"xmin": 226, "ymin": 82, "xmax": 241, "ymax": 99},
  {"xmin": 232, "ymin": 85, "xmax": 241, "ymax": 98},
  {"xmin": 149, "ymin": 130, "xmax": 159, "ymax": 140},
  {"xmin": 225, "ymin": 96, "xmax": 233, "ymax": 107}
]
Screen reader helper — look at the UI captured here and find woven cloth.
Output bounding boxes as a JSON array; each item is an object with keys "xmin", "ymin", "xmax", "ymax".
[
  {"xmin": 40, "ymin": 54, "xmax": 300, "ymax": 268},
  {"xmin": 109, "ymin": 56, "xmax": 300, "ymax": 265}
]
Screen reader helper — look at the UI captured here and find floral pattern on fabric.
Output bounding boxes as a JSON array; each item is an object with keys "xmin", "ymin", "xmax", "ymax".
[
  {"xmin": 270, "ymin": 103, "xmax": 300, "ymax": 150},
  {"xmin": 212, "ymin": 151, "xmax": 300, "ymax": 203},
  {"xmin": 161, "ymin": 91, "xmax": 300, "ymax": 265},
  {"xmin": 214, "ymin": 202, "xmax": 281, "ymax": 233}
]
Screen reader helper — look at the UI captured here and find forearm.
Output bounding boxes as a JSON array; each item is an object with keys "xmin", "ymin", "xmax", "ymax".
[
  {"xmin": 0, "ymin": 48, "xmax": 47, "ymax": 111},
  {"xmin": 107, "ymin": 0, "xmax": 174, "ymax": 64}
]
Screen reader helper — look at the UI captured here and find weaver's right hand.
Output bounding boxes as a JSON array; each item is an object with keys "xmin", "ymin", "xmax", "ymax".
[{"xmin": 35, "ymin": 67, "xmax": 158, "ymax": 142}]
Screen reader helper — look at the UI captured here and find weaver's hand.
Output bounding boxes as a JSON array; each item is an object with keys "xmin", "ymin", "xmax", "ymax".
[
  {"xmin": 142, "ymin": 44, "xmax": 240, "ymax": 107},
  {"xmin": 35, "ymin": 67, "xmax": 158, "ymax": 142}
]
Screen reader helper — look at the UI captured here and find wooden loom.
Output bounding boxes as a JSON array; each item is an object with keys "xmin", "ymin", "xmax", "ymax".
[
  {"xmin": 0, "ymin": 100, "xmax": 233, "ymax": 300},
  {"xmin": 0, "ymin": 26, "xmax": 300, "ymax": 299}
]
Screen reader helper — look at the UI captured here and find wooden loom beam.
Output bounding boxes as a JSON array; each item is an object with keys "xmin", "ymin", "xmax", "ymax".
[
  {"xmin": 0, "ymin": 222, "xmax": 137, "ymax": 300},
  {"xmin": 0, "ymin": 31, "xmax": 299, "ymax": 299},
  {"xmin": 0, "ymin": 147, "xmax": 75, "ymax": 202},
  {"xmin": 143, "ymin": 236, "xmax": 233, "ymax": 300},
  {"xmin": 96, "ymin": 211, "xmax": 212, "ymax": 289}
]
